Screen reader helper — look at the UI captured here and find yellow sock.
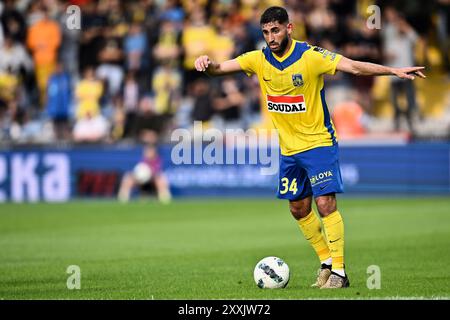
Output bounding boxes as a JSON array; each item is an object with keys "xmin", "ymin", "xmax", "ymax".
[
  {"xmin": 322, "ymin": 210, "xmax": 345, "ymax": 271},
  {"xmin": 297, "ymin": 210, "xmax": 331, "ymax": 263}
]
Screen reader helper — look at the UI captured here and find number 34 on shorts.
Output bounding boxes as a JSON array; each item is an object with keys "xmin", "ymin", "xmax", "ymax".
[{"xmin": 279, "ymin": 177, "xmax": 298, "ymax": 194}]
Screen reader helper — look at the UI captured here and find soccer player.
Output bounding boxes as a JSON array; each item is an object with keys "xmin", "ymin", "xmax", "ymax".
[
  {"xmin": 118, "ymin": 144, "xmax": 172, "ymax": 204},
  {"xmin": 194, "ymin": 6, "xmax": 425, "ymax": 288}
]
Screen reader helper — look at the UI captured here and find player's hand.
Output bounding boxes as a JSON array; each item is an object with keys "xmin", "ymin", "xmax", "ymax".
[
  {"xmin": 195, "ymin": 55, "xmax": 211, "ymax": 72},
  {"xmin": 392, "ymin": 66, "xmax": 426, "ymax": 80}
]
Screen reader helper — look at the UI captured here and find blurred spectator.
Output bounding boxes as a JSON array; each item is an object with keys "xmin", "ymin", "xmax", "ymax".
[
  {"xmin": 231, "ymin": 23, "xmax": 256, "ymax": 56},
  {"xmin": 210, "ymin": 17, "xmax": 235, "ymax": 65},
  {"xmin": 26, "ymin": 6, "xmax": 61, "ymax": 108},
  {"xmin": 46, "ymin": 62, "xmax": 72, "ymax": 141},
  {"xmin": 26, "ymin": 1, "xmax": 46, "ymax": 26},
  {"xmin": 73, "ymin": 66, "xmax": 109, "ymax": 144},
  {"xmin": 110, "ymin": 103, "xmax": 126, "ymax": 141},
  {"xmin": 153, "ymin": 18, "xmax": 181, "ymax": 63},
  {"xmin": 72, "ymin": 108, "xmax": 110, "ymax": 143},
  {"xmin": 78, "ymin": 1, "xmax": 106, "ymax": 72},
  {"xmin": 181, "ymin": 8, "xmax": 216, "ymax": 93},
  {"xmin": 124, "ymin": 22, "xmax": 147, "ymax": 72},
  {"xmin": 0, "ymin": 68, "xmax": 19, "ymax": 110},
  {"xmin": 190, "ymin": 78, "xmax": 214, "ymax": 123},
  {"xmin": 123, "ymin": 71, "xmax": 140, "ymax": 113},
  {"xmin": 436, "ymin": 0, "xmax": 450, "ymax": 73},
  {"xmin": 121, "ymin": 71, "xmax": 139, "ymax": 137},
  {"xmin": 398, "ymin": 0, "xmax": 433, "ymax": 38},
  {"xmin": 306, "ymin": 0, "xmax": 340, "ymax": 45},
  {"xmin": 101, "ymin": 0, "xmax": 128, "ymax": 36},
  {"xmin": 343, "ymin": 19, "xmax": 381, "ymax": 113},
  {"xmin": 96, "ymin": 30, "xmax": 124, "ymax": 99},
  {"xmin": 382, "ymin": 7, "xmax": 420, "ymax": 133},
  {"xmin": 0, "ymin": 35, "xmax": 29, "ymax": 112},
  {"xmin": 130, "ymin": 95, "xmax": 167, "ymax": 144},
  {"xmin": 244, "ymin": 4, "xmax": 265, "ymax": 48},
  {"xmin": 0, "ymin": 99, "xmax": 10, "ymax": 141},
  {"xmin": 9, "ymin": 107, "xmax": 54, "ymax": 143},
  {"xmin": 212, "ymin": 77, "xmax": 246, "ymax": 130},
  {"xmin": 151, "ymin": 59, "xmax": 182, "ymax": 115},
  {"xmin": 159, "ymin": 0, "xmax": 184, "ymax": 31},
  {"xmin": 0, "ymin": 35, "xmax": 33, "ymax": 75},
  {"xmin": 332, "ymin": 101, "xmax": 366, "ymax": 139},
  {"xmin": 75, "ymin": 66, "xmax": 103, "ymax": 120},
  {"xmin": 117, "ymin": 144, "xmax": 172, "ymax": 203},
  {"xmin": 242, "ymin": 75, "xmax": 262, "ymax": 129},
  {"xmin": 287, "ymin": 7, "xmax": 308, "ymax": 45},
  {"xmin": 1, "ymin": 0, "xmax": 27, "ymax": 43}
]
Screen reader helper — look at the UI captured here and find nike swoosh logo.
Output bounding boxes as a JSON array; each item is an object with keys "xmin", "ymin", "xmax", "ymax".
[
  {"xmin": 263, "ymin": 78, "xmax": 270, "ymax": 81},
  {"xmin": 329, "ymin": 238, "xmax": 340, "ymax": 243},
  {"xmin": 319, "ymin": 183, "xmax": 331, "ymax": 190},
  {"xmin": 306, "ymin": 237, "xmax": 313, "ymax": 241}
]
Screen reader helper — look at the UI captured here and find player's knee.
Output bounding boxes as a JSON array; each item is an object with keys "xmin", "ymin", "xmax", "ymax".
[
  {"xmin": 122, "ymin": 173, "xmax": 133, "ymax": 185},
  {"xmin": 289, "ymin": 202, "xmax": 311, "ymax": 220},
  {"xmin": 315, "ymin": 196, "xmax": 337, "ymax": 217}
]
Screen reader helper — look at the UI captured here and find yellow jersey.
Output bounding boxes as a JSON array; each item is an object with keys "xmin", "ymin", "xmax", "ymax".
[{"xmin": 236, "ymin": 40, "xmax": 342, "ymax": 156}]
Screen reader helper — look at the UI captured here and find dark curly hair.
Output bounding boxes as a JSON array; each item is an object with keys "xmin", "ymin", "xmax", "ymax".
[{"xmin": 260, "ymin": 6, "xmax": 289, "ymax": 25}]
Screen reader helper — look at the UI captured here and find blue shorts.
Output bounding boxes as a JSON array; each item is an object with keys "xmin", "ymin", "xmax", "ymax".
[{"xmin": 277, "ymin": 144, "xmax": 344, "ymax": 201}]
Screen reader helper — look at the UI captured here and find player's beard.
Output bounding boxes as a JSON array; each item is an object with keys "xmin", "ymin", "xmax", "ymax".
[{"xmin": 269, "ymin": 34, "xmax": 289, "ymax": 54}]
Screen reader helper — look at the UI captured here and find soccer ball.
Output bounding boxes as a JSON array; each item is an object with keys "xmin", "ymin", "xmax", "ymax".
[
  {"xmin": 253, "ymin": 256, "xmax": 290, "ymax": 289},
  {"xmin": 133, "ymin": 162, "xmax": 153, "ymax": 184}
]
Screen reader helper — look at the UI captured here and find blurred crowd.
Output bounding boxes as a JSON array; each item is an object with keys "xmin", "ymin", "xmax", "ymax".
[{"xmin": 0, "ymin": 0, "xmax": 449, "ymax": 145}]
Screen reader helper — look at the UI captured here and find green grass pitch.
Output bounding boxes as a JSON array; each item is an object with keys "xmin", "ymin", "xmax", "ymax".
[{"xmin": 0, "ymin": 197, "xmax": 449, "ymax": 300}]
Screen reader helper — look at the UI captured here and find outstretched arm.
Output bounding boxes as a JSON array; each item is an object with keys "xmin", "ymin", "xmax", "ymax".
[
  {"xmin": 337, "ymin": 56, "xmax": 426, "ymax": 80},
  {"xmin": 194, "ymin": 55, "xmax": 243, "ymax": 76}
]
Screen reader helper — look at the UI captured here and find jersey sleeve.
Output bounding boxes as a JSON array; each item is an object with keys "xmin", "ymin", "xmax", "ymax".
[
  {"xmin": 307, "ymin": 46, "xmax": 342, "ymax": 76},
  {"xmin": 236, "ymin": 50, "xmax": 260, "ymax": 77}
]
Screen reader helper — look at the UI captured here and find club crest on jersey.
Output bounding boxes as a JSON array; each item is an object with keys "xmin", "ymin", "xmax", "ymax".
[
  {"xmin": 292, "ymin": 74, "xmax": 304, "ymax": 87},
  {"xmin": 267, "ymin": 95, "xmax": 307, "ymax": 114}
]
